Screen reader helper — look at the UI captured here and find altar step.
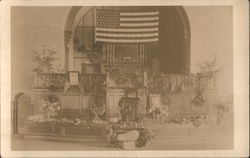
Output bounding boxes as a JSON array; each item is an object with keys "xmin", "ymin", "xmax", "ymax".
[
  {"xmin": 142, "ymin": 124, "xmax": 233, "ymax": 150},
  {"xmin": 14, "ymin": 134, "xmax": 110, "ymax": 146},
  {"xmin": 144, "ymin": 133, "xmax": 234, "ymax": 150},
  {"xmin": 13, "ymin": 123, "xmax": 233, "ymax": 150},
  {"xmin": 150, "ymin": 127, "xmax": 232, "ymax": 138},
  {"xmin": 144, "ymin": 122, "xmax": 233, "ymax": 138}
]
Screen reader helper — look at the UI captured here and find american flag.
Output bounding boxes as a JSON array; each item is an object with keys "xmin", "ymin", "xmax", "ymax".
[{"xmin": 95, "ymin": 9, "xmax": 159, "ymax": 43}]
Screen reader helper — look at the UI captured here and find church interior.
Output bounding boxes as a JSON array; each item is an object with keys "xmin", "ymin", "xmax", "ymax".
[{"xmin": 11, "ymin": 6, "xmax": 234, "ymax": 150}]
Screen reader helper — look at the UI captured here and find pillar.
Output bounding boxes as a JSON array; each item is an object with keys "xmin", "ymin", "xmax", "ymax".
[{"xmin": 64, "ymin": 31, "xmax": 72, "ymax": 71}]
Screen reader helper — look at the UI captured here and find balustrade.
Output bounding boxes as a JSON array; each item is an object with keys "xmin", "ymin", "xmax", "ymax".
[
  {"xmin": 34, "ymin": 73, "xmax": 106, "ymax": 93},
  {"xmin": 33, "ymin": 73, "xmax": 216, "ymax": 92}
]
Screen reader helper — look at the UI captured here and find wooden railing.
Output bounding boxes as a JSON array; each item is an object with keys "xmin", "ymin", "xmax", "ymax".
[
  {"xmin": 33, "ymin": 73, "xmax": 106, "ymax": 92},
  {"xmin": 33, "ymin": 73, "xmax": 67, "ymax": 90},
  {"xmin": 33, "ymin": 73, "xmax": 217, "ymax": 91},
  {"xmin": 148, "ymin": 73, "xmax": 217, "ymax": 92}
]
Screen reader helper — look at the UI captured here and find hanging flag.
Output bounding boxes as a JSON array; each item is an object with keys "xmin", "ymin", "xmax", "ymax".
[{"xmin": 95, "ymin": 9, "xmax": 159, "ymax": 43}]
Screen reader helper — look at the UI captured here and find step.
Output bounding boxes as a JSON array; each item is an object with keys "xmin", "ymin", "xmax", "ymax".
[
  {"xmin": 16, "ymin": 134, "xmax": 109, "ymax": 145},
  {"xmin": 144, "ymin": 133, "xmax": 234, "ymax": 149},
  {"xmin": 146, "ymin": 124, "xmax": 233, "ymax": 138}
]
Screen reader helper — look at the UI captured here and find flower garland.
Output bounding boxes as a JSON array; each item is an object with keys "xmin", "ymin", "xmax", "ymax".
[
  {"xmin": 105, "ymin": 122, "xmax": 154, "ymax": 148},
  {"xmin": 136, "ymin": 129, "xmax": 154, "ymax": 147},
  {"xmin": 118, "ymin": 97, "xmax": 140, "ymax": 122}
]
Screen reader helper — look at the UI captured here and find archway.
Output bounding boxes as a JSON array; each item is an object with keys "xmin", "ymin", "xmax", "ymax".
[
  {"xmin": 13, "ymin": 92, "xmax": 31, "ymax": 134},
  {"xmin": 64, "ymin": 6, "xmax": 190, "ymax": 73},
  {"xmin": 157, "ymin": 6, "xmax": 191, "ymax": 73}
]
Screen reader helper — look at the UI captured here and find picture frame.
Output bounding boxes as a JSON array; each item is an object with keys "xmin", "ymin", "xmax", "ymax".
[{"xmin": 68, "ymin": 71, "xmax": 79, "ymax": 86}]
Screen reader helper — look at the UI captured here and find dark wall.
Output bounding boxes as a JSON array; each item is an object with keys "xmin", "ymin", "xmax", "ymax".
[
  {"xmin": 157, "ymin": 7, "xmax": 189, "ymax": 74},
  {"xmin": 118, "ymin": 6, "xmax": 190, "ymax": 74},
  {"xmin": 85, "ymin": 6, "xmax": 191, "ymax": 74}
]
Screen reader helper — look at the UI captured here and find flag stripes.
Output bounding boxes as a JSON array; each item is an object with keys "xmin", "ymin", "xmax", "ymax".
[
  {"xmin": 95, "ymin": 9, "xmax": 159, "ymax": 43},
  {"xmin": 120, "ymin": 11, "xmax": 159, "ymax": 16},
  {"xmin": 120, "ymin": 22, "xmax": 158, "ymax": 27},
  {"xmin": 120, "ymin": 17, "xmax": 159, "ymax": 21},
  {"xmin": 96, "ymin": 27, "xmax": 158, "ymax": 32},
  {"xmin": 96, "ymin": 38, "xmax": 158, "ymax": 43},
  {"xmin": 96, "ymin": 32, "xmax": 158, "ymax": 38}
]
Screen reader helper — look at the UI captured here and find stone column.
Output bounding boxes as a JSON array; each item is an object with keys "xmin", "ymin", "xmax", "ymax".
[{"xmin": 64, "ymin": 31, "xmax": 72, "ymax": 71}]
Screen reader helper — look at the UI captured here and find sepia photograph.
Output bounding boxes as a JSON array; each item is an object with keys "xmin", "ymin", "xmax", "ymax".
[{"xmin": 0, "ymin": 0, "xmax": 249, "ymax": 157}]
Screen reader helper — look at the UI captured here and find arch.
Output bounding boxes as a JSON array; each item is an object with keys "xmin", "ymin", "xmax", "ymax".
[
  {"xmin": 156, "ymin": 6, "xmax": 191, "ymax": 73},
  {"xmin": 175, "ymin": 7, "xmax": 191, "ymax": 36},
  {"xmin": 13, "ymin": 92, "xmax": 29, "ymax": 134},
  {"xmin": 64, "ymin": 6, "xmax": 93, "ymax": 70},
  {"xmin": 64, "ymin": 6, "xmax": 191, "ymax": 73},
  {"xmin": 175, "ymin": 6, "xmax": 191, "ymax": 73}
]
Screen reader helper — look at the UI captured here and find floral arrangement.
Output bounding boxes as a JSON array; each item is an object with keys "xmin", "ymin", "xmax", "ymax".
[
  {"xmin": 39, "ymin": 99, "xmax": 60, "ymax": 119},
  {"xmin": 32, "ymin": 45, "xmax": 64, "ymax": 74},
  {"xmin": 104, "ymin": 94, "xmax": 154, "ymax": 148},
  {"xmin": 29, "ymin": 112, "xmax": 108, "ymax": 126},
  {"xmin": 136, "ymin": 129, "xmax": 154, "ymax": 147},
  {"xmin": 215, "ymin": 101, "xmax": 231, "ymax": 125},
  {"xmin": 105, "ymin": 122, "xmax": 154, "ymax": 148},
  {"xmin": 87, "ymin": 102, "xmax": 106, "ymax": 122},
  {"xmin": 106, "ymin": 127, "xmax": 122, "ymax": 148},
  {"xmin": 28, "ymin": 94, "xmax": 60, "ymax": 122},
  {"xmin": 166, "ymin": 113, "xmax": 207, "ymax": 127},
  {"xmin": 147, "ymin": 107, "xmax": 161, "ymax": 120},
  {"xmin": 118, "ymin": 97, "xmax": 141, "ymax": 122},
  {"xmin": 193, "ymin": 55, "xmax": 220, "ymax": 107},
  {"xmin": 148, "ymin": 75, "xmax": 164, "ymax": 93},
  {"xmin": 32, "ymin": 46, "xmax": 65, "ymax": 91},
  {"xmin": 192, "ymin": 91, "xmax": 205, "ymax": 107},
  {"xmin": 80, "ymin": 74, "xmax": 106, "ymax": 94}
]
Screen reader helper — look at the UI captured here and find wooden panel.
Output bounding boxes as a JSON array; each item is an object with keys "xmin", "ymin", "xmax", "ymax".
[
  {"xmin": 170, "ymin": 94, "xmax": 191, "ymax": 115},
  {"xmin": 171, "ymin": 95, "xmax": 182, "ymax": 114},
  {"xmin": 65, "ymin": 127, "xmax": 93, "ymax": 136},
  {"xmin": 106, "ymin": 90, "xmax": 124, "ymax": 117},
  {"xmin": 205, "ymin": 94, "xmax": 216, "ymax": 119},
  {"xmin": 17, "ymin": 95, "xmax": 31, "ymax": 133},
  {"xmin": 181, "ymin": 94, "xmax": 191, "ymax": 113},
  {"xmin": 61, "ymin": 95, "xmax": 81, "ymax": 115},
  {"xmin": 82, "ymin": 95, "xmax": 94, "ymax": 110},
  {"xmin": 28, "ymin": 125, "xmax": 53, "ymax": 134},
  {"xmin": 65, "ymin": 127, "xmax": 104, "ymax": 136}
]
